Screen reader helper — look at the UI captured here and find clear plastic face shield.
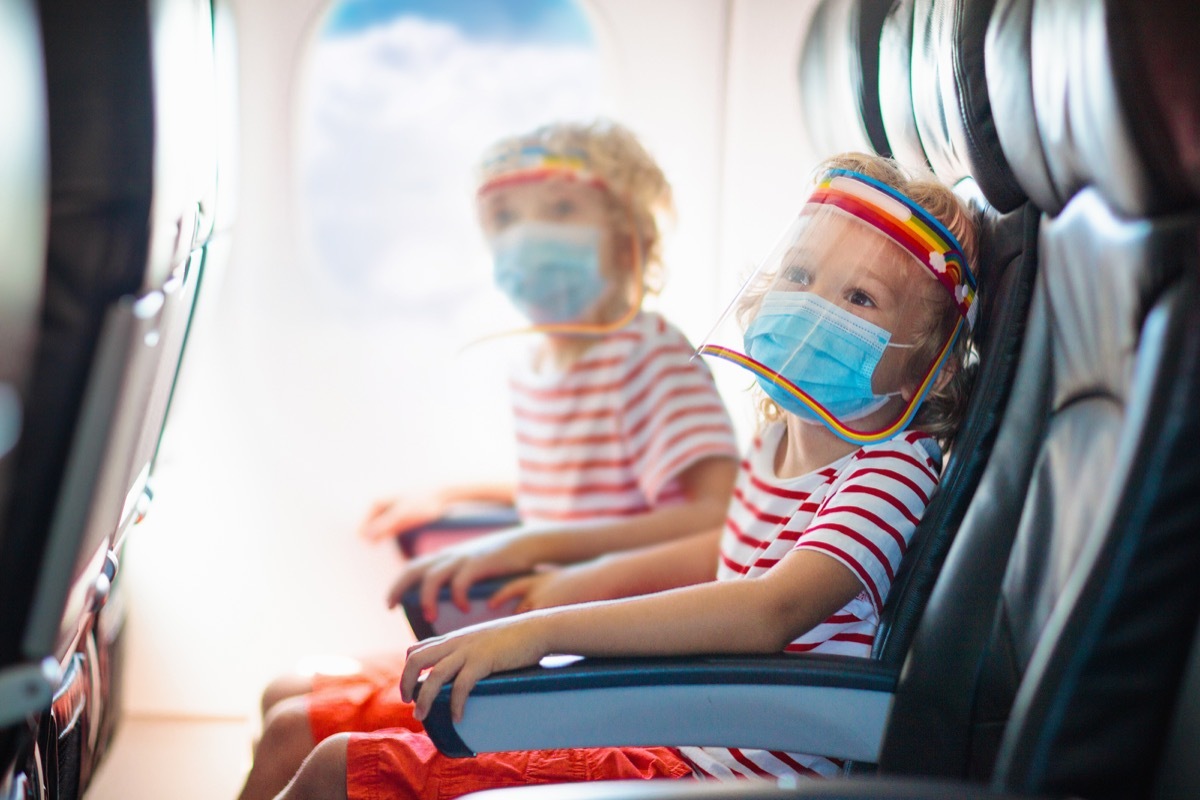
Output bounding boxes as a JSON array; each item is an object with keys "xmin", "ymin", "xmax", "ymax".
[
  {"xmin": 699, "ymin": 169, "xmax": 977, "ymax": 445},
  {"xmin": 473, "ymin": 147, "xmax": 644, "ymax": 342}
]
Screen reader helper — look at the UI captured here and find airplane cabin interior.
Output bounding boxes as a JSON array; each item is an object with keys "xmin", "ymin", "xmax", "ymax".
[{"xmin": 1, "ymin": 0, "xmax": 1199, "ymax": 799}]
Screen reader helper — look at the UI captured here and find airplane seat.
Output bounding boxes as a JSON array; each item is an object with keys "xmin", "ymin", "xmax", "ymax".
[
  {"xmin": 868, "ymin": 0, "xmax": 1039, "ymax": 671},
  {"xmin": 445, "ymin": 1, "xmax": 1200, "ymax": 799},
  {"xmin": 0, "ymin": 1, "xmax": 155, "ymax": 797},
  {"xmin": 0, "ymin": 0, "xmax": 49, "ymax": 794},
  {"xmin": 965, "ymin": 1, "xmax": 1200, "ymax": 795},
  {"xmin": 881, "ymin": 0, "xmax": 1200, "ymax": 787},
  {"xmin": 0, "ymin": 0, "xmax": 225, "ymax": 797},
  {"xmin": 790, "ymin": 3, "xmax": 1046, "ymax": 775},
  {"xmin": 796, "ymin": 0, "xmax": 893, "ymax": 159},
  {"xmin": 875, "ymin": 0, "xmax": 925, "ymax": 171},
  {"xmin": 396, "ymin": 503, "xmax": 521, "ymax": 562}
]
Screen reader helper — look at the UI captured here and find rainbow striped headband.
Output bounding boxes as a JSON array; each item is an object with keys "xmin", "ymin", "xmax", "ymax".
[
  {"xmin": 477, "ymin": 144, "xmax": 606, "ymax": 196},
  {"xmin": 811, "ymin": 169, "xmax": 977, "ymax": 330}
]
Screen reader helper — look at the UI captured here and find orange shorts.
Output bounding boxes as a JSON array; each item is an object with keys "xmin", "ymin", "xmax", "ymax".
[
  {"xmin": 308, "ymin": 653, "xmax": 416, "ymax": 742},
  {"xmin": 346, "ymin": 728, "xmax": 695, "ymax": 800}
]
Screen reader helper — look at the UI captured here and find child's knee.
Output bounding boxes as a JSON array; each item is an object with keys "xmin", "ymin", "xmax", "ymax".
[
  {"xmin": 259, "ymin": 696, "xmax": 316, "ymax": 758},
  {"xmin": 261, "ymin": 673, "xmax": 316, "ymax": 716},
  {"xmin": 291, "ymin": 734, "xmax": 351, "ymax": 799}
]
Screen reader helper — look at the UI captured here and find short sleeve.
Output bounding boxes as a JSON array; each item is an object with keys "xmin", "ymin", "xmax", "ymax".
[
  {"xmin": 620, "ymin": 315, "xmax": 739, "ymax": 502},
  {"xmin": 792, "ymin": 436, "xmax": 941, "ymax": 613}
]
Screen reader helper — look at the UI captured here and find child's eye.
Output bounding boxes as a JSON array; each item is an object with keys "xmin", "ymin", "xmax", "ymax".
[
  {"xmin": 550, "ymin": 198, "xmax": 576, "ymax": 217},
  {"xmin": 848, "ymin": 288, "xmax": 876, "ymax": 308},
  {"xmin": 493, "ymin": 209, "xmax": 516, "ymax": 227},
  {"xmin": 782, "ymin": 265, "xmax": 812, "ymax": 287}
]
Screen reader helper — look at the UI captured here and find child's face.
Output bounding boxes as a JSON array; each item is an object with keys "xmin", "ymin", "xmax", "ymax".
[
  {"xmin": 478, "ymin": 178, "xmax": 636, "ymax": 326},
  {"xmin": 478, "ymin": 177, "xmax": 615, "ymax": 238},
  {"xmin": 771, "ymin": 213, "xmax": 944, "ymax": 401}
]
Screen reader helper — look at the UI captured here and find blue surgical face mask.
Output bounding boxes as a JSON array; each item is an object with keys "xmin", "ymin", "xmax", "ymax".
[
  {"xmin": 491, "ymin": 221, "xmax": 607, "ymax": 325},
  {"xmin": 743, "ymin": 290, "xmax": 909, "ymax": 423}
]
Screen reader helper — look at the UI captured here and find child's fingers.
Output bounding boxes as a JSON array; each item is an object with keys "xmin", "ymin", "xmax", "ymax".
[
  {"xmin": 412, "ymin": 653, "xmax": 464, "ymax": 722},
  {"xmin": 449, "ymin": 662, "xmax": 488, "ymax": 723},
  {"xmin": 361, "ymin": 499, "xmax": 391, "ymax": 523},
  {"xmin": 400, "ymin": 646, "xmax": 422, "ymax": 702},
  {"xmin": 400, "ymin": 639, "xmax": 439, "ymax": 702},
  {"xmin": 356, "ymin": 500, "xmax": 394, "ymax": 540},
  {"xmin": 488, "ymin": 575, "xmax": 533, "ymax": 609},
  {"xmin": 449, "ymin": 563, "xmax": 486, "ymax": 613},
  {"xmin": 420, "ymin": 559, "xmax": 462, "ymax": 621},
  {"xmin": 386, "ymin": 558, "xmax": 432, "ymax": 608}
]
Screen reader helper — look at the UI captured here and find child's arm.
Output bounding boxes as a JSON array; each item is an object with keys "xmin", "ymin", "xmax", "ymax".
[
  {"xmin": 486, "ymin": 526, "xmax": 723, "ymax": 612},
  {"xmin": 357, "ymin": 482, "xmax": 517, "ymax": 543},
  {"xmin": 387, "ymin": 526, "xmax": 722, "ymax": 616},
  {"xmin": 400, "ymin": 546, "xmax": 862, "ymax": 722},
  {"xmin": 387, "ymin": 455, "xmax": 736, "ymax": 620}
]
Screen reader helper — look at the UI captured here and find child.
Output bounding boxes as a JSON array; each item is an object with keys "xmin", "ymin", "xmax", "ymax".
[
  {"xmin": 235, "ymin": 120, "xmax": 741, "ymax": 800},
  {"xmin": 265, "ymin": 152, "xmax": 981, "ymax": 799}
]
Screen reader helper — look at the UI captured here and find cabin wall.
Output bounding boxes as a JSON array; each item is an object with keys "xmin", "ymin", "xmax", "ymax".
[{"xmin": 119, "ymin": 0, "xmax": 821, "ymax": 721}]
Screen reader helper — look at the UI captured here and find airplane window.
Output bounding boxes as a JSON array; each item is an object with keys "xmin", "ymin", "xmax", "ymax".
[
  {"xmin": 299, "ymin": 0, "xmax": 602, "ymax": 313},
  {"xmin": 293, "ymin": 0, "xmax": 604, "ymax": 494}
]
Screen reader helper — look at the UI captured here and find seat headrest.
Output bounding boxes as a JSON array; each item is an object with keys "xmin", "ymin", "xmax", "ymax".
[
  {"xmin": 798, "ymin": 0, "xmax": 893, "ymax": 159},
  {"xmin": 986, "ymin": 0, "xmax": 1057, "ymax": 213},
  {"xmin": 1029, "ymin": 0, "xmax": 1200, "ymax": 217},
  {"xmin": 878, "ymin": 0, "xmax": 929, "ymax": 171},
  {"xmin": 909, "ymin": 0, "xmax": 1027, "ymax": 212},
  {"xmin": 1107, "ymin": 0, "xmax": 1200, "ymax": 211}
]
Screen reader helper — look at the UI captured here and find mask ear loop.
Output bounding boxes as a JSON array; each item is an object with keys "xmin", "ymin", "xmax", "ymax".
[{"xmin": 458, "ymin": 198, "xmax": 645, "ymax": 353}]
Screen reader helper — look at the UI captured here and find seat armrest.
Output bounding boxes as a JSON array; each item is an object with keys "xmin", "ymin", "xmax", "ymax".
[
  {"xmin": 422, "ymin": 654, "xmax": 898, "ymax": 763},
  {"xmin": 401, "ymin": 577, "xmax": 519, "ymax": 640},
  {"xmin": 462, "ymin": 777, "xmax": 1058, "ymax": 800},
  {"xmin": 396, "ymin": 504, "xmax": 520, "ymax": 558}
]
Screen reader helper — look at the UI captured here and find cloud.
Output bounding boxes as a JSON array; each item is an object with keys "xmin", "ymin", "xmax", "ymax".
[{"xmin": 298, "ymin": 15, "xmax": 602, "ymax": 317}]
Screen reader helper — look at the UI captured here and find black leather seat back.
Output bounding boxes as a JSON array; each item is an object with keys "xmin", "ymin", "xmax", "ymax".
[
  {"xmin": 986, "ymin": 2, "xmax": 1200, "ymax": 797},
  {"xmin": 877, "ymin": 0, "xmax": 926, "ymax": 170},
  {"xmin": 0, "ymin": 0, "xmax": 49, "ymax": 554},
  {"xmin": 0, "ymin": 0, "xmax": 155, "ymax": 670},
  {"xmin": 0, "ymin": 0, "xmax": 49, "ymax": 776},
  {"xmin": 871, "ymin": 0, "xmax": 1038, "ymax": 671},
  {"xmin": 798, "ymin": 0, "xmax": 893, "ymax": 158},
  {"xmin": 907, "ymin": 0, "xmax": 1023, "ymax": 212},
  {"xmin": 883, "ymin": 0, "xmax": 1200, "ymax": 791},
  {"xmin": 0, "ymin": 0, "xmax": 225, "ymax": 794}
]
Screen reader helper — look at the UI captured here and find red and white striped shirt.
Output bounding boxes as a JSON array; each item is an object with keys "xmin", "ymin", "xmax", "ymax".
[
  {"xmin": 679, "ymin": 422, "xmax": 942, "ymax": 780},
  {"xmin": 509, "ymin": 311, "xmax": 739, "ymax": 524}
]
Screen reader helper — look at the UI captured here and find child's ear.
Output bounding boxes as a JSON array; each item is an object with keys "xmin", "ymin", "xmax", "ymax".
[{"xmin": 901, "ymin": 354, "xmax": 957, "ymax": 402}]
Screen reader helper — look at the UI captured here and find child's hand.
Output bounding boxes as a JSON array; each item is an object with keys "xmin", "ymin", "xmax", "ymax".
[
  {"xmin": 386, "ymin": 530, "xmax": 535, "ymax": 621},
  {"xmin": 400, "ymin": 617, "xmax": 548, "ymax": 723},
  {"xmin": 357, "ymin": 492, "xmax": 449, "ymax": 543},
  {"xmin": 489, "ymin": 560, "xmax": 622, "ymax": 613}
]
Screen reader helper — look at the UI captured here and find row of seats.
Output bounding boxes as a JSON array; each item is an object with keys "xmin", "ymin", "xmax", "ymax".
[
  {"xmin": 0, "ymin": 1, "xmax": 234, "ymax": 798},
  {"xmin": 407, "ymin": 1, "xmax": 1200, "ymax": 799}
]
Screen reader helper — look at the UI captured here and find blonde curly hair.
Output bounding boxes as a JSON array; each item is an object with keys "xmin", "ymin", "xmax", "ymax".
[
  {"xmin": 750, "ymin": 152, "xmax": 981, "ymax": 451},
  {"xmin": 475, "ymin": 119, "xmax": 675, "ymax": 296}
]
